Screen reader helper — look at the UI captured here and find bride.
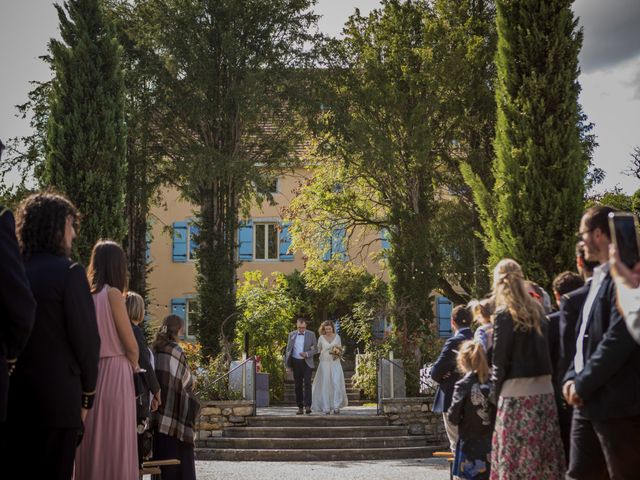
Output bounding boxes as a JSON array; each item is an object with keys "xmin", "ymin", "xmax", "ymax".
[{"xmin": 311, "ymin": 320, "xmax": 348, "ymax": 414}]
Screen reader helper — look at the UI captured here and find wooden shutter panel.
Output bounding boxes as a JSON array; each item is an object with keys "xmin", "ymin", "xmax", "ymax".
[
  {"xmin": 279, "ymin": 222, "xmax": 294, "ymax": 261},
  {"xmin": 172, "ymin": 221, "xmax": 188, "ymax": 263},
  {"xmin": 238, "ymin": 220, "xmax": 253, "ymax": 261}
]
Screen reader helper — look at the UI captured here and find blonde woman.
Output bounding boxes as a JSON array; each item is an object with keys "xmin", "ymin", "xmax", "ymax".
[
  {"xmin": 490, "ymin": 259, "xmax": 565, "ymax": 479},
  {"xmin": 447, "ymin": 341, "xmax": 496, "ymax": 479},
  {"xmin": 311, "ymin": 320, "xmax": 348, "ymax": 414}
]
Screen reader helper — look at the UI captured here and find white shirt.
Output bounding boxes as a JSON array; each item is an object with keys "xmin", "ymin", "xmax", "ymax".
[
  {"xmin": 574, "ymin": 264, "xmax": 609, "ymax": 373},
  {"xmin": 614, "ymin": 277, "xmax": 640, "ymax": 345},
  {"xmin": 292, "ymin": 331, "xmax": 305, "ymax": 359}
]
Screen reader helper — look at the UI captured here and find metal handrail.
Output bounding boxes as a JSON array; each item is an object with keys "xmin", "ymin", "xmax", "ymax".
[{"xmin": 208, "ymin": 355, "xmax": 256, "ymax": 387}]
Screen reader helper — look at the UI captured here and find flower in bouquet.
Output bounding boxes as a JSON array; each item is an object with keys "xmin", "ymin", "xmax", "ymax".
[{"xmin": 329, "ymin": 345, "xmax": 345, "ymax": 361}]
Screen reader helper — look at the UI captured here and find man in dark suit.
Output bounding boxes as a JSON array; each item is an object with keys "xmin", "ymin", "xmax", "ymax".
[
  {"xmin": 547, "ymin": 271, "xmax": 584, "ymax": 463},
  {"xmin": 564, "ymin": 205, "xmax": 640, "ymax": 479},
  {"xmin": 0, "ymin": 193, "xmax": 100, "ymax": 480},
  {"xmin": 0, "ymin": 205, "xmax": 37, "ymax": 423},
  {"xmin": 431, "ymin": 305, "xmax": 473, "ymax": 453},
  {"xmin": 284, "ymin": 318, "xmax": 317, "ymax": 414}
]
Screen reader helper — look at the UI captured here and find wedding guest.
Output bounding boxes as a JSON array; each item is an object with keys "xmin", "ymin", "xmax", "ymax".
[
  {"xmin": 125, "ymin": 291, "xmax": 161, "ymax": 466},
  {"xmin": 610, "ymin": 244, "xmax": 640, "ymax": 343},
  {"xmin": 0, "ymin": 204, "xmax": 36, "ymax": 424},
  {"xmin": 547, "ymin": 271, "xmax": 584, "ymax": 462},
  {"xmin": 152, "ymin": 314, "xmax": 200, "ymax": 480},
  {"xmin": 563, "ymin": 206, "xmax": 640, "ymax": 479},
  {"xmin": 2, "ymin": 192, "xmax": 100, "ymax": 479},
  {"xmin": 448, "ymin": 341, "xmax": 495, "ymax": 480},
  {"xmin": 469, "ymin": 298, "xmax": 494, "ymax": 355},
  {"xmin": 74, "ymin": 241, "xmax": 139, "ymax": 480},
  {"xmin": 431, "ymin": 306, "xmax": 474, "ymax": 453},
  {"xmin": 491, "ymin": 259, "xmax": 565, "ymax": 479}
]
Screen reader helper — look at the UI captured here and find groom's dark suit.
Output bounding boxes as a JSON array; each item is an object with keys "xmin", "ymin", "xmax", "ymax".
[{"xmin": 284, "ymin": 329, "xmax": 317, "ymax": 409}]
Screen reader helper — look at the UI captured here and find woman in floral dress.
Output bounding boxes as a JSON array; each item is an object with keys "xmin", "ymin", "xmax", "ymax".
[{"xmin": 489, "ymin": 259, "xmax": 565, "ymax": 479}]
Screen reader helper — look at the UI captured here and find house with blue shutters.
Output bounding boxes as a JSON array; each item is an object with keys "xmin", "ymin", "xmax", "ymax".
[{"xmin": 146, "ymin": 167, "xmax": 456, "ymax": 340}]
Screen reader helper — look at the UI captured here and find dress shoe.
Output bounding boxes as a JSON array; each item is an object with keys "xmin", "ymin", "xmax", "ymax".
[
  {"xmin": 296, "ymin": 407, "xmax": 303, "ymax": 415},
  {"xmin": 305, "ymin": 408, "xmax": 312, "ymax": 414},
  {"xmin": 333, "ymin": 409, "xmax": 340, "ymax": 415}
]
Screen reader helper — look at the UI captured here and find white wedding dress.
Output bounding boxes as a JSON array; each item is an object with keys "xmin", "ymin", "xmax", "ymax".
[{"xmin": 311, "ymin": 334, "xmax": 348, "ymax": 413}]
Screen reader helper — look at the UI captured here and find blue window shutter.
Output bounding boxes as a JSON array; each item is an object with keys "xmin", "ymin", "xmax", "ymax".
[
  {"xmin": 189, "ymin": 223, "xmax": 199, "ymax": 258},
  {"xmin": 333, "ymin": 227, "xmax": 347, "ymax": 261},
  {"xmin": 380, "ymin": 228, "xmax": 390, "ymax": 250},
  {"xmin": 436, "ymin": 296, "xmax": 453, "ymax": 338},
  {"xmin": 172, "ymin": 221, "xmax": 188, "ymax": 263},
  {"xmin": 238, "ymin": 221, "xmax": 253, "ymax": 261},
  {"xmin": 171, "ymin": 298, "xmax": 186, "ymax": 319},
  {"xmin": 279, "ymin": 222, "xmax": 294, "ymax": 261}
]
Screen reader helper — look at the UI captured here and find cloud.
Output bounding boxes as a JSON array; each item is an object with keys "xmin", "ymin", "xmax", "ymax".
[
  {"xmin": 574, "ymin": 0, "xmax": 640, "ymax": 73},
  {"xmin": 626, "ymin": 63, "xmax": 640, "ymax": 100}
]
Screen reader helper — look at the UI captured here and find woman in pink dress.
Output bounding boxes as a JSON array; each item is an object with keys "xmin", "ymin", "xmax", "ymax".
[{"xmin": 74, "ymin": 240, "xmax": 139, "ymax": 480}]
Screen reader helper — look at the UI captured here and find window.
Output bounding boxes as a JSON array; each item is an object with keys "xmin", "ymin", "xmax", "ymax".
[
  {"xmin": 172, "ymin": 220, "xmax": 198, "ymax": 262},
  {"xmin": 254, "ymin": 223, "xmax": 279, "ymax": 260},
  {"xmin": 184, "ymin": 299, "xmax": 198, "ymax": 340}
]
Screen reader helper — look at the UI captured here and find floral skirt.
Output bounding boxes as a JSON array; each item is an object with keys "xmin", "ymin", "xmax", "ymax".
[{"xmin": 490, "ymin": 393, "xmax": 565, "ymax": 480}]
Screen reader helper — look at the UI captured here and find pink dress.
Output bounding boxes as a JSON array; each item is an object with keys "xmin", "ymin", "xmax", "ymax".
[{"xmin": 74, "ymin": 286, "xmax": 138, "ymax": 480}]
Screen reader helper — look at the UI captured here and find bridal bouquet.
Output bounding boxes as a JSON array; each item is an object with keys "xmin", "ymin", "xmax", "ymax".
[{"xmin": 329, "ymin": 345, "xmax": 345, "ymax": 361}]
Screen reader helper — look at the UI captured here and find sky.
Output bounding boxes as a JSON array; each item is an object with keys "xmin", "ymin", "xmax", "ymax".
[{"xmin": 1, "ymin": 0, "xmax": 639, "ymax": 194}]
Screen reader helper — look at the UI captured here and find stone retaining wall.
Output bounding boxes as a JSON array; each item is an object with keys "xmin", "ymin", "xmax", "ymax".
[
  {"xmin": 381, "ymin": 397, "xmax": 448, "ymax": 444},
  {"xmin": 196, "ymin": 400, "xmax": 255, "ymax": 444}
]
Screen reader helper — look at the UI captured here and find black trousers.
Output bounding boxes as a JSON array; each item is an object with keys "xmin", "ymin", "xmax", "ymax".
[
  {"xmin": 291, "ymin": 357, "xmax": 312, "ymax": 408},
  {"xmin": 557, "ymin": 400, "xmax": 573, "ymax": 465},
  {"xmin": 567, "ymin": 408, "xmax": 640, "ymax": 480},
  {"xmin": 152, "ymin": 431, "xmax": 196, "ymax": 480},
  {"xmin": 0, "ymin": 423, "xmax": 78, "ymax": 479}
]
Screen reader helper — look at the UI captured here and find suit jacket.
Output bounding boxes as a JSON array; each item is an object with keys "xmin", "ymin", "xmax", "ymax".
[
  {"xmin": 564, "ymin": 271, "xmax": 640, "ymax": 421},
  {"xmin": 7, "ymin": 253, "xmax": 100, "ymax": 428},
  {"xmin": 431, "ymin": 327, "xmax": 473, "ymax": 413},
  {"xmin": 284, "ymin": 330, "xmax": 317, "ymax": 369},
  {"xmin": 559, "ymin": 283, "xmax": 589, "ymax": 373},
  {"xmin": 547, "ymin": 311, "xmax": 562, "ymax": 395},
  {"xmin": 0, "ymin": 207, "xmax": 36, "ymax": 421}
]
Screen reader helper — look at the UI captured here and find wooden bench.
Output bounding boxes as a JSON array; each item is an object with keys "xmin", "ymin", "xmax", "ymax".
[
  {"xmin": 432, "ymin": 451, "xmax": 454, "ymax": 480},
  {"xmin": 139, "ymin": 459, "xmax": 181, "ymax": 479}
]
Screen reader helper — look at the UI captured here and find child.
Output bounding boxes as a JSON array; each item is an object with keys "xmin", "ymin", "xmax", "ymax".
[
  {"xmin": 469, "ymin": 298, "xmax": 494, "ymax": 356},
  {"xmin": 447, "ymin": 341, "xmax": 496, "ymax": 480},
  {"xmin": 125, "ymin": 291, "xmax": 161, "ymax": 466}
]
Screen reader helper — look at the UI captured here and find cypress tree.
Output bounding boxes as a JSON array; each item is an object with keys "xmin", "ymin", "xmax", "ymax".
[
  {"xmin": 461, "ymin": 0, "xmax": 587, "ymax": 287},
  {"xmin": 46, "ymin": 0, "xmax": 126, "ymax": 265}
]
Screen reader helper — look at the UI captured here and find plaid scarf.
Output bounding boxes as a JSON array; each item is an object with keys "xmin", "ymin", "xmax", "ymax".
[{"xmin": 152, "ymin": 342, "xmax": 200, "ymax": 444}]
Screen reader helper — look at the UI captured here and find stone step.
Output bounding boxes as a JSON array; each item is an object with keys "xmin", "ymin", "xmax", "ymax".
[
  {"xmin": 246, "ymin": 415, "xmax": 387, "ymax": 428},
  {"xmin": 272, "ymin": 401, "xmax": 368, "ymax": 408},
  {"xmin": 221, "ymin": 425, "xmax": 409, "ymax": 438},
  {"xmin": 283, "ymin": 386, "xmax": 360, "ymax": 394},
  {"xmin": 195, "ymin": 445, "xmax": 440, "ymax": 461},
  {"xmin": 203, "ymin": 435, "xmax": 427, "ymax": 450},
  {"xmin": 282, "ymin": 393, "xmax": 362, "ymax": 401}
]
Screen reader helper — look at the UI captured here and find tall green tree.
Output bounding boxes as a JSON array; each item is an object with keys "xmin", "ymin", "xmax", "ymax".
[
  {"xmin": 292, "ymin": 0, "xmax": 497, "ymax": 374},
  {"xmin": 106, "ymin": 0, "xmax": 169, "ymax": 297},
  {"xmin": 46, "ymin": 0, "xmax": 127, "ymax": 264},
  {"xmin": 462, "ymin": 0, "xmax": 588, "ymax": 288},
  {"xmin": 144, "ymin": 0, "xmax": 320, "ymax": 356}
]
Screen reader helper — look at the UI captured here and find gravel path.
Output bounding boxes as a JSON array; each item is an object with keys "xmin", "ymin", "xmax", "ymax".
[{"xmin": 193, "ymin": 458, "xmax": 450, "ymax": 480}]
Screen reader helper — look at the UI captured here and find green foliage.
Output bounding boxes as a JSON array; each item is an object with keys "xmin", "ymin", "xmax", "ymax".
[
  {"xmin": 136, "ymin": 0, "xmax": 321, "ymax": 356},
  {"xmin": 180, "ymin": 341, "xmax": 239, "ymax": 401},
  {"xmin": 236, "ymin": 271, "xmax": 300, "ymax": 400},
  {"xmin": 294, "ymin": 0, "xmax": 497, "ymax": 386},
  {"xmin": 46, "ymin": 0, "xmax": 127, "ymax": 265},
  {"xmin": 462, "ymin": 0, "xmax": 588, "ymax": 290},
  {"xmin": 352, "ymin": 353, "xmax": 379, "ymax": 400}
]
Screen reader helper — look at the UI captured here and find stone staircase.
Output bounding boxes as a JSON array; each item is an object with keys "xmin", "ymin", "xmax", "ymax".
[
  {"xmin": 276, "ymin": 370, "xmax": 366, "ymax": 406},
  {"xmin": 195, "ymin": 413, "xmax": 440, "ymax": 461}
]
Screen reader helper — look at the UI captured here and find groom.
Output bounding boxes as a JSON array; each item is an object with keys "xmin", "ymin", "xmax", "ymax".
[{"xmin": 284, "ymin": 318, "xmax": 317, "ymax": 414}]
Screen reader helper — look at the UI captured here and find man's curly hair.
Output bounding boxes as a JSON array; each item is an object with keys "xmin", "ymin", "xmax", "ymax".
[{"xmin": 16, "ymin": 192, "xmax": 79, "ymax": 260}]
